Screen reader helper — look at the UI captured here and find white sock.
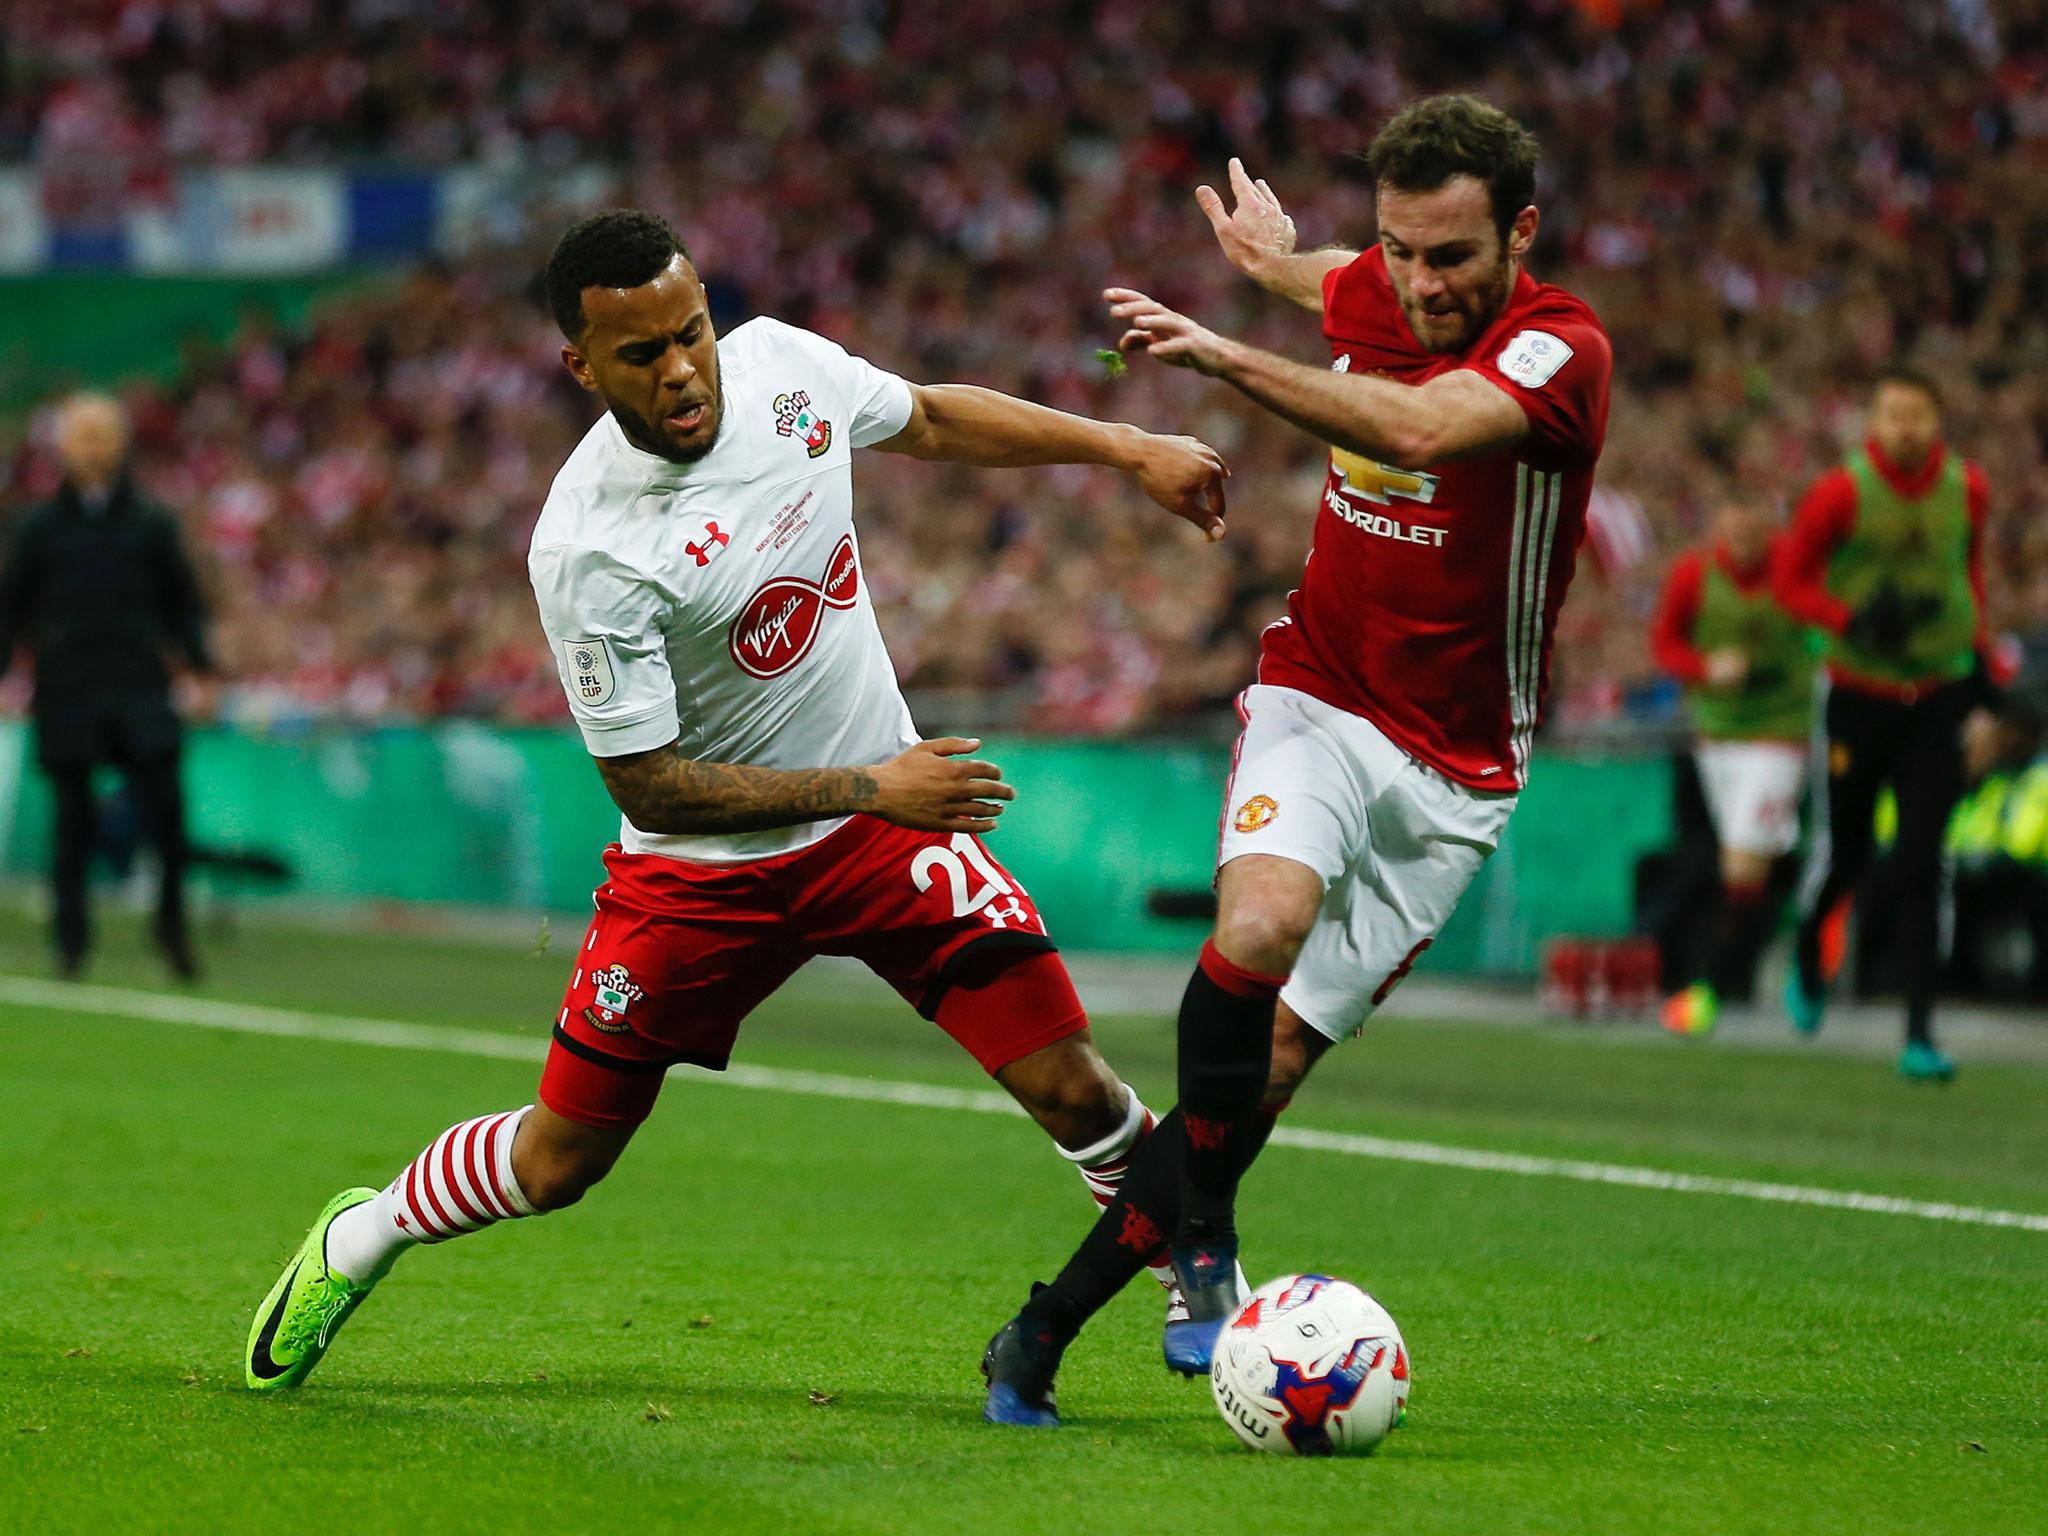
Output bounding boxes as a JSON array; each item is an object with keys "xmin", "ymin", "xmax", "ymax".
[
  {"xmin": 325, "ymin": 1106, "xmax": 537, "ymax": 1285},
  {"xmin": 1059, "ymin": 1085, "xmax": 1177, "ymax": 1293}
]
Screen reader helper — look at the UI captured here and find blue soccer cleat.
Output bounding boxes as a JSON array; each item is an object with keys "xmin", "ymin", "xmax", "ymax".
[
  {"xmin": 981, "ymin": 1309, "xmax": 1063, "ymax": 1428},
  {"xmin": 1783, "ymin": 968, "xmax": 1826, "ymax": 1036},
  {"xmin": 1897, "ymin": 1041, "xmax": 1956, "ymax": 1083},
  {"xmin": 1163, "ymin": 1239, "xmax": 1245, "ymax": 1378}
]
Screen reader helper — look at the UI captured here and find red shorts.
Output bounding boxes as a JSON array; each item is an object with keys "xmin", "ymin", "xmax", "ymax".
[{"xmin": 537, "ymin": 817, "xmax": 1086, "ymax": 1128}]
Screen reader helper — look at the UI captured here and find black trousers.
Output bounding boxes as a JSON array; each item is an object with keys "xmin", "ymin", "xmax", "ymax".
[
  {"xmin": 1795, "ymin": 679, "xmax": 1970, "ymax": 1041},
  {"xmin": 45, "ymin": 749, "xmax": 189, "ymax": 963}
]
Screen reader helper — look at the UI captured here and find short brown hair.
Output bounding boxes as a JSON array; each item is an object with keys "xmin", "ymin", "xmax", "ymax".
[
  {"xmin": 1366, "ymin": 94, "xmax": 1540, "ymax": 240},
  {"xmin": 1873, "ymin": 365, "xmax": 1943, "ymax": 411}
]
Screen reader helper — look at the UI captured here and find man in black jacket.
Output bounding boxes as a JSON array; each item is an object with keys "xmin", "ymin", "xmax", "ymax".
[{"xmin": 0, "ymin": 393, "xmax": 212, "ymax": 978}]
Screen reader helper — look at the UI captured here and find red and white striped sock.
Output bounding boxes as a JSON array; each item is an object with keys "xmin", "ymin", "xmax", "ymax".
[
  {"xmin": 1060, "ymin": 1085, "xmax": 1176, "ymax": 1294},
  {"xmin": 324, "ymin": 1106, "xmax": 537, "ymax": 1285}
]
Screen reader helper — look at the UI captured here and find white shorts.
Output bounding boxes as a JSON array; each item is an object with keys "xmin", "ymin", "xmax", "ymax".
[
  {"xmin": 1217, "ymin": 684, "xmax": 1516, "ymax": 1043},
  {"xmin": 1695, "ymin": 739, "xmax": 1805, "ymax": 856}
]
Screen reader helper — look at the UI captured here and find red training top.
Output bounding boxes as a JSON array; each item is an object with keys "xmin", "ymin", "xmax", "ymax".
[{"xmin": 1258, "ymin": 247, "xmax": 1612, "ymax": 791}]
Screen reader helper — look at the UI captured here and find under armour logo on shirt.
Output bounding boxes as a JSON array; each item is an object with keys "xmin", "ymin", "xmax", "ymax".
[{"xmin": 686, "ymin": 522, "xmax": 731, "ymax": 567}]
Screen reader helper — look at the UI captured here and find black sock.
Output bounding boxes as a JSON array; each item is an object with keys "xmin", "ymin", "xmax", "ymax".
[
  {"xmin": 1023, "ymin": 1109, "xmax": 1188, "ymax": 1342},
  {"xmin": 1022, "ymin": 1101, "xmax": 1287, "ymax": 1343},
  {"xmin": 1176, "ymin": 942, "xmax": 1280, "ymax": 1242},
  {"xmin": 1707, "ymin": 884, "xmax": 1771, "ymax": 1000},
  {"xmin": 1905, "ymin": 1002, "xmax": 1935, "ymax": 1048},
  {"xmin": 1794, "ymin": 913, "xmax": 1824, "ymax": 994}
]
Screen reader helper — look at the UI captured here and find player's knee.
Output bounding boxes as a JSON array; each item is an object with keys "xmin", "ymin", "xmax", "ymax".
[
  {"xmin": 1721, "ymin": 849, "xmax": 1772, "ymax": 892},
  {"xmin": 1214, "ymin": 902, "xmax": 1314, "ymax": 977}
]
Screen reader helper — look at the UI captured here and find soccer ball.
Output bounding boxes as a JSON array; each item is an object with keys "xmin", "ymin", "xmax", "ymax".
[{"xmin": 1209, "ymin": 1274, "xmax": 1409, "ymax": 1456}]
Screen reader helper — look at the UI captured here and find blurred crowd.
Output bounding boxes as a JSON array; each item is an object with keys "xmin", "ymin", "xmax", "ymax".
[{"xmin": 5, "ymin": 0, "xmax": 2048, "ymax": 736}]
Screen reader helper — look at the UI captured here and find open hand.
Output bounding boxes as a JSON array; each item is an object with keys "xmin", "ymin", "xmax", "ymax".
[
  {"xmin": 870, "ymin": 738, "xmax": 1016, "ymax": 834},
  {"xmin": 1704, "ymin": 649, "xmax": 1749, "ymax": 689},
  {"xmin": 1105, "ymin": 288, "xmax": 1232, "ymax": 376},
  {"xmin": 1195, "ymin": 158, "xmax": 1297, "ymax": 283}
]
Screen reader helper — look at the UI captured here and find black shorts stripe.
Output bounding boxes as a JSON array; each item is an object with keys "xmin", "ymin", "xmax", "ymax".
[
  {"xmin": 915, "ymin": 931, "xmax": 1058, "ymax": 1020},
  {"xmin": 549, "ymin": 1023, "xmax": 728, "ymax": 1076}
]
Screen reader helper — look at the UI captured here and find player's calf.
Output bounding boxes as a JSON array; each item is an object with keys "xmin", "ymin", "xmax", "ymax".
[
  {"xmin": 1265, "ymin": 1003, "xmax": 1335, "ymax": 1106},
  {"xmin": 994, "ymin": 1031, "xmax": 1131, "ymax": 1153},
  {"xmin": 509, "ymin": 1105, "xmax": 634, "ymax": 1211}
]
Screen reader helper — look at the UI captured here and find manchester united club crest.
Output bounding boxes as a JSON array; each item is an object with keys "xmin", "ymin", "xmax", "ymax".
[
  {"xmin": 1234, "ymin": 795, "xmax": 1279, "ymax": 834},
  {"xmin": 773, "ymin": 390, "xmax": 833, "ymax": 458},
  {"xmin": 582, "ymin": 963, "xmax": 644, "ymax": 1034}
]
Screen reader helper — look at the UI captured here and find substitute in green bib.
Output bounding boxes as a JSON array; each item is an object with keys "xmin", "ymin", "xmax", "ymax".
[
  {"xmin": 1650, "ymin": 492, "xmax": 1815, "ymax": 1037},
  {"xmin": 1772, "ymin": 368, "xmax": 2006, "ymax": 1081}
]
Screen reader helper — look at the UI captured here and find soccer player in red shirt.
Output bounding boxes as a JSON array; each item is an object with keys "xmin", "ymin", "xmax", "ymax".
[{"xmin": 983, "ymin": 94, "xmax": 1611, "ymax": 1428}]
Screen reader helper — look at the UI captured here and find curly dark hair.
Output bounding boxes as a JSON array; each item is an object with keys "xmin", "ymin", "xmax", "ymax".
[
  {"xmin": 1366, "ymin": 95, "xmax": 1540, "ymax": 240},
  {"xmin": 544, "ymin": 209, "xmax": 691, "ymax": 340}
]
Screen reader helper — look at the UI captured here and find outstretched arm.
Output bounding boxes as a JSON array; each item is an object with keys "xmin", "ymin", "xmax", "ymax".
[
  {"xmin": 1107, "ymin": 288, "xmax": 1527, "ymax": 465},
  {"xmin": 1196, "ymin": 158, "xmax": 1355, "ymax": 314},
  {"xmin": 872, "ymin": 382, "xmax": 1228, "ymax": 539},
  {"xmin": 595, "ymin": 736, "xmax": 1015, "ymax": 837}
]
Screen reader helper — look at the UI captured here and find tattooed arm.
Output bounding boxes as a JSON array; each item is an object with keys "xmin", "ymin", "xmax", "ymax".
[{"xmin": 595, "ymin": 736, "xmax": 1015, "ymax": 836}]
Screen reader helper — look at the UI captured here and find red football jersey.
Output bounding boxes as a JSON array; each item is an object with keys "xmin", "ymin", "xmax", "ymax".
[{"xmin": 1258, "ymin": 247, "xmax": 1612, "ymax": 791}]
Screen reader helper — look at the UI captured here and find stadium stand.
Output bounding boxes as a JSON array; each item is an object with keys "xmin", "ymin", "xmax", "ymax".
[{"xmin": 3, "ymin": 0, "xmax": 2045, "ymax": 733}]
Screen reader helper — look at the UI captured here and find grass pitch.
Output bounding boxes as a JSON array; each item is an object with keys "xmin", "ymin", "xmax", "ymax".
[{"xmin": 2, "ymin": 914, "xmax": 2044, "ymax": 1535}]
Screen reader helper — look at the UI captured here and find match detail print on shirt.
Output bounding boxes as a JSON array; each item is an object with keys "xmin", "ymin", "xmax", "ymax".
[{"xmin": 1496, "ymin": 330, "xmax": 1574, "ymax": 388}]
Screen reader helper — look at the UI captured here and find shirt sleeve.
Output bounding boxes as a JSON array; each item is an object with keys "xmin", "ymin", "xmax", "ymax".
[
  {"xmin": 0, "ymin": 509, "xmax": 43, "ymax": 670},
  {"xmin": 529, "ymin": 542, "xmax": 681, "ymax": 757},
  {"xmin": 779, "ymin": 321, "xmax": 914, "ymax": 449},
  {"xmin": 1772, "ymin": 470, "xmax": 1858, "ymax": 635},
  {"xmin": 1463, "ymin": 314, "xmax": 1611, "ymax": 462},
  {"xmin": 1321, "ymin": 261, "xmax": 1351, "ymax": 325},
  {"xmin": 1649, "ymin": 551, "xmax": 1710, "ymax": 685}
]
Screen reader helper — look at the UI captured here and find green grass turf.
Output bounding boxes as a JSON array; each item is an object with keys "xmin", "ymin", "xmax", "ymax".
[{"xmin": 2, "ymin": 914, "xmax": 2045, "ymax": 1534}]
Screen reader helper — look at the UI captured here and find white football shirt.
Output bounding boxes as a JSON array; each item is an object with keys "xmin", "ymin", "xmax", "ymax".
[{"xmin": 529, "ymin": 316, "xmax": 920, "ymax": 864}]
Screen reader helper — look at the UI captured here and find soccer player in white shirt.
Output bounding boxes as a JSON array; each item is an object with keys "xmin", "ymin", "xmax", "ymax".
[{"xmin": 244, "ymin": 209, "xmax": 1230, "ymax": 1391}]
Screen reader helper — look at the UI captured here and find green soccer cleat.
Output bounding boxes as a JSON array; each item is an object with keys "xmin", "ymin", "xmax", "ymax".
[
  {"xmin": 1660, "ymin": 983, "xmax": 1719, "ymax": 1038},
  {"xmin": 245, "ymin": 1187, "xmax": 383, "ymax": 1391},
  {"xmin": 1897, "ymin": 1041, "xmax": 1956, "ymax": 1084}
]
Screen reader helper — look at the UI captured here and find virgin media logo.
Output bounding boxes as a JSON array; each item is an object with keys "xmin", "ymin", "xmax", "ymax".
[{"xmin": 728, "ymin": 534, "xmax": 861, "ymax": 679}]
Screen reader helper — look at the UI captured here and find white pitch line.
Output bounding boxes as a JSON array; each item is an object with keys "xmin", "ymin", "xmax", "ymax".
[{"xmin": 5, "ymin": 975, "xmax": 2046, "ymax": 1236}]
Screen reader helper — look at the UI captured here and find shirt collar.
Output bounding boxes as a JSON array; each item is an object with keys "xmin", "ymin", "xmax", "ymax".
[
  {"xmin": 1864, "ymin": 435, "xmax": 1947, "ymax": 497},
  {"xmin": 602, "ymin": 388, "xmax": 734, "ymax": 491}
]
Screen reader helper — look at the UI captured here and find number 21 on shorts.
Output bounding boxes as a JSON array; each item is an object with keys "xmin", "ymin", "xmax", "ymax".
[{"xmin": 912, "ymin": 834, "xmax": 1035, "ymax": 930}]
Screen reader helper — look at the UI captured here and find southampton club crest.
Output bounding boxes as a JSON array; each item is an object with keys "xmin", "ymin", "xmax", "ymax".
[
  {"xmin": 582, "ymin": 964, "xmax": 645, "ymax": 1034},
  {"xmin": 773, "ymin": 389, "xmax": 833, "ymax": 458}
]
